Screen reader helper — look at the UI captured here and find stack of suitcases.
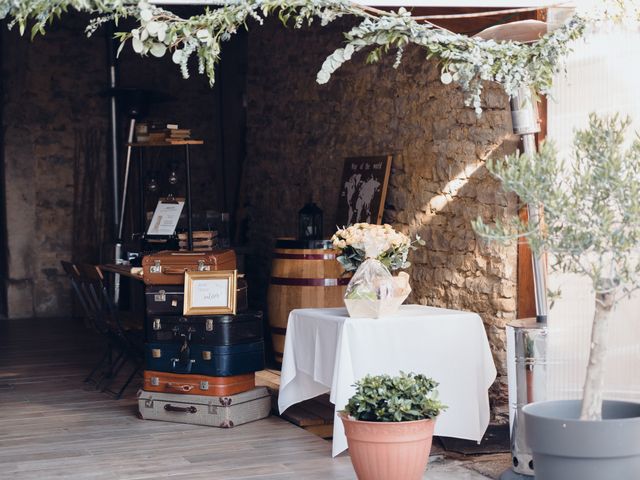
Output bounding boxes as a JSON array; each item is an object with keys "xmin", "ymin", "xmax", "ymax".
[{"xmin": 137, "ymin": 250, "xmax": 271, "ymax": 428}]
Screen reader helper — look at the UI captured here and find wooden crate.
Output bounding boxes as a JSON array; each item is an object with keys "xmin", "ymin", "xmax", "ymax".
[{"xmin": 256, "ymin": 369, "xmax": 335, "ymax": 439}]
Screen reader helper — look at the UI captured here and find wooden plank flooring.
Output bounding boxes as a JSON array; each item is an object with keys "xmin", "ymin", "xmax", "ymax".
[
  {"xmin": 0, "ymin": 317, "xmax": 491, "ymax": 480},
  {"xmin": 0, "ymin": 317, "xmax": 358, "ymax": 479}
]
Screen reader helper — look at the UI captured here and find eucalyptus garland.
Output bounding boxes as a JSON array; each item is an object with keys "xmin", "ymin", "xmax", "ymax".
[{"xmin": 2, "ymin": 0, "xmax": 587, "ymax": 114}]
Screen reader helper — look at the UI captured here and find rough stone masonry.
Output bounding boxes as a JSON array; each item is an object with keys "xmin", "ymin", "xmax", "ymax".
[{"xmin": 244, "ymin": 19, "xmax": 520, "ymax": 419}]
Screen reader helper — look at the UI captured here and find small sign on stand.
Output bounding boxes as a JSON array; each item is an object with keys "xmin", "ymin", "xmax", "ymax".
[
  {"xmin": 183, "ymin": 270, "xmax": 237, "ymax": 315},
  {"xmin": 147, "ymin": 197, "xmax": 185, "ymax": 237}
]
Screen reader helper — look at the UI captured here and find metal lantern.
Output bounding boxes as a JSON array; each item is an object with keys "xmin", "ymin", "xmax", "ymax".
[{"xmin": 298, "ymin": 202, "xmax": 323, "ymax": 240}]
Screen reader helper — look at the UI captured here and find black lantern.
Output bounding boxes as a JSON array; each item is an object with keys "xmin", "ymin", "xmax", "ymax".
[{"xmin": 298, "ymin": 202, "xmax": 323, "ymax": 240}]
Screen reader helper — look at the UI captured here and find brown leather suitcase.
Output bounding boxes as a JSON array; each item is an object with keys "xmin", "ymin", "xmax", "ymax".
[
  {"xmin": 143, "ymin": 370, "xmax": 255, "ymax": 397},
  {"xmin": 141, "ymin": 250, "xmax": 236, "ymax": 285}
]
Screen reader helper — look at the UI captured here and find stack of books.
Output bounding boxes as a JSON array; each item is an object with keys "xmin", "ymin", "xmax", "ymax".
[
  {"xmin": 166, "ymin": 127, "xmax": 192, "ymax": 143},
  {"xmin": 178, "ymin": 230, "xmax": 218, "ymax": 251},
  {"xmin": 134, "ymin": 122, "xmax": 192, "ymax": 143}
]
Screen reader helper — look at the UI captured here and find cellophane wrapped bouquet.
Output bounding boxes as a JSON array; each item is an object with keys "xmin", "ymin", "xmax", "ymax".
[{"xmin": 331, "ymin": 223, "xmax": 424, "ymax": 318}]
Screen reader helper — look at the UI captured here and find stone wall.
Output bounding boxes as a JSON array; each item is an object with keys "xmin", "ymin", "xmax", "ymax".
[
  {"xmin": 1, "ymin": 15, "xmax": 243, "ymax": 318},
  {"xmin": 244, "ymin": 20, "xmax": 519, "ymax": 418},
  {"xmin": 2, "ymin": 16, "xmax": 107, "ymax": 318}
]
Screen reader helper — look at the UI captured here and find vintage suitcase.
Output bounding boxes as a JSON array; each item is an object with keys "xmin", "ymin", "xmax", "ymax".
[
  {"xmin": 141, "ymin": 249, "xmax": 236, "ymax": 286},
  {"xmin": 145, "ymin": 339, "xmax": 265, "ymax": 376},
  {"xmin": 143, "ymin": 370, "xmax": 255, "ymax": 397},
  {"xmin": 145, "ymin": 277, "xmax": 248, "ymax": 315},
  {"xmin": 137, "ymin": 387, "xmax": 271, "ymax": 428},
  {"xmin": 145, "ymin": 311, "xmax": 263, "ymax": 345}
]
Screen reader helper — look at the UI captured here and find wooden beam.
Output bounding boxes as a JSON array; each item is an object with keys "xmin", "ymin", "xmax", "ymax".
[{"xmin": 373, "ymin": 7, "xmax": 541, "ymax": 35}]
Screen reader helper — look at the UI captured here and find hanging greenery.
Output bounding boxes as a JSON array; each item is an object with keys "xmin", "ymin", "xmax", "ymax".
[{"xmin": 2, "ymin": 1, "xmax": 587, "ymax": 114}]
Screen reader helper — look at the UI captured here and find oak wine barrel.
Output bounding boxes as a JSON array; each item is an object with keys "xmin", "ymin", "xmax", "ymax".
[{"xmin": 268, "ymin": 238, "xmax": 349, "ymax": 364}]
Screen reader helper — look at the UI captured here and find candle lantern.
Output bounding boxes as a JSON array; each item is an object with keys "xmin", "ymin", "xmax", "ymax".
[{"xmin": 298, "ymin": 202, "xmax": 323, "ymax": 240}]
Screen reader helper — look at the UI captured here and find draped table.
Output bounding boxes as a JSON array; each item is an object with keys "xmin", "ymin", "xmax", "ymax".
[{"xmin": 277, "ymin": 305, "xmax": 497, "ymax": 457}]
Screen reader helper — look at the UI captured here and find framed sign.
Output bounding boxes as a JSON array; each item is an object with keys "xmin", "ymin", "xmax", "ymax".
[
  {"xmin": 336, "ymin": 155, "xmax": 392, "ymax": 226},
  {"xmin": 183, "ymin": 270, "xmax": 237, "ymax": 315}
]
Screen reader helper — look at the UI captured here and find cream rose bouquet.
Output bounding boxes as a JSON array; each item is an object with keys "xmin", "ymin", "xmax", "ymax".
[
  {"xmin": 332, "ymin": 223, "xmax": 424, "ymax": 318},
  {"xmin": 331, "ymin": 223, "xmax": 423, "ymax": 272}
]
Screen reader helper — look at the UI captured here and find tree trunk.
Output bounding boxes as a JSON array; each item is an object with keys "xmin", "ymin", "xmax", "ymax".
[{"xmin": 580, "ymin": 291, "xmax": 615, "ymax": 421}]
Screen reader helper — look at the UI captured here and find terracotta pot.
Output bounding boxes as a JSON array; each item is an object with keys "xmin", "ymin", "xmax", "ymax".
[{"xmin": 340, "ymin": 413, "xmax": 436, "ymax": 480}]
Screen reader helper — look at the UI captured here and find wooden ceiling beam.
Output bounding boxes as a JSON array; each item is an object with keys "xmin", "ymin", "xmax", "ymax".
[{"xmin": 373, "ymin": 7, "xmax": 542, "ymax": 35}]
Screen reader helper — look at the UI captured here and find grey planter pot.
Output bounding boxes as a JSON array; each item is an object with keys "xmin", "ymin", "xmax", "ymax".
[{"xmin": 523, "ymin": 399, "xmax": 640, "ymax": 480}]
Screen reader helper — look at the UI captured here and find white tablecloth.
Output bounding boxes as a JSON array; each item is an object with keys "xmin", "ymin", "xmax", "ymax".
[{"xmin": 278, "ymin": 305, "xmax": 497, "ymax": 457}]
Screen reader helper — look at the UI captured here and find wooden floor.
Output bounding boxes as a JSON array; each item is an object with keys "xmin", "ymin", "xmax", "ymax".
[{"xmin": 0, "ymin": 317, "xmax": 359, "ymax": 480}]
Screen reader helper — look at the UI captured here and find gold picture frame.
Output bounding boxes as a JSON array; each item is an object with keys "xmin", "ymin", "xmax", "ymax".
[{"xmin": 183, "ymin": 270, "xmax": 237, "ymax": 315}]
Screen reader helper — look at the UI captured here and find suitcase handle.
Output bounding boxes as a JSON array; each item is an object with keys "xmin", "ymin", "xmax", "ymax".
[
  {"xmin": 161, "ymin": 261, "xmax": 211, "ymax": 275},
  {"xmin": 167, "ymin": 383, "xmax": 194, "ymax": 392},
  {"xmin": 170, "ymin": 358, "xmax": 195, "ymax": 372},
  {"xmin": 162, "ymin": 267, "xmax": 189, "ymax": 275},
  {"xmin": 164, "ymin": 404, "xmax": 197, "ymax": 414}
]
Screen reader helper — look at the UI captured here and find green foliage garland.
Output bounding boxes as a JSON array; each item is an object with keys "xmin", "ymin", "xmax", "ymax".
[{"xmin": 2, "ymin": 0, "xmax": 587, "ymax": 114}]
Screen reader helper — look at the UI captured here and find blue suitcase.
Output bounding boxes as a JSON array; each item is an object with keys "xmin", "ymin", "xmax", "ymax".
[
  {"xmin": 145, "ymin": 311, "xmax": 263, "ymax": 345},
  {"xmin": 145, "ymin": 339, "xmax": 265, "ymax": 376}
]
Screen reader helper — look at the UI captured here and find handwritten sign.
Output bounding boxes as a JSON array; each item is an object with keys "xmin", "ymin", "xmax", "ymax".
[
  {"xmin": 183, "ymin": 270, "xmax": 237, "ymax": 315},
  {"xmin": 191, "ymin": 278, "xmax": 229, "ymax": 308}
]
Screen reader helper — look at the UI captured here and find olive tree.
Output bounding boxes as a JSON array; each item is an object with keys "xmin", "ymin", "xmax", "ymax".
[{"xmin": 474, "ymin": 114, "xmax": 640, "ymax": 420}]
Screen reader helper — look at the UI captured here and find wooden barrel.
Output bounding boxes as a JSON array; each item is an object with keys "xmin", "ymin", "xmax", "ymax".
[{"xmin": 268, "ymin": 238, "xmax": 349, "ymax": 364}]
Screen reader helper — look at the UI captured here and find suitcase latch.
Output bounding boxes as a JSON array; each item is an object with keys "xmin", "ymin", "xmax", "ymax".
[
  {"xmin": 150, "ymin": 260, "xmax": 162, "ymax": 274},
  {"xmin": 208, "ymin": 403, "xmax": 218, "ymax": 414},
  {"xmin": 200, "ymin": 381, "xmax": 209, "ymax": 390},
  {"xmin": 152, "ymin": 318, "xmax": 161, "ymax": 330},
  {"xmin": 205, "ymin": 319, "xmax": 214, "ymax": 331},
  {"xmin": 202, "ymin": 351, "xmax": 212, "ymax": 361},
  {"xmin": 145, "ymin": 399, "xmax": 154, "ymax": 408},
  {"xmin": 151, "ymin": 348, "xmax": 162, "ymax": 358},
  {"xmin": 197, "ymin": 260, "xmax": 210, "ymax": 272},
  {"xmin": 150, "ymin": 376, "xmax": 160, "ymax": 386},
  {"xmin": 154, "ymin": 289, "xmax": 166, "ymax": 302}
]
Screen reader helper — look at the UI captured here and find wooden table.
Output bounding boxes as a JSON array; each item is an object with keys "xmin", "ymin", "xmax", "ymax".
[{"xmin": 100, "ymin": 264, "xmax": 144, "ymax": 281}]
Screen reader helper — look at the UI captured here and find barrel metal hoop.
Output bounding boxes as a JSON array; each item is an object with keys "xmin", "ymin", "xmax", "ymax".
[
  {"xmin": 270, "ymin": 277, "xmax": 350, "ymax": 286},
  {"xmin": 273, "ymin": 253, "xmax": 336, "ymax": 260}
]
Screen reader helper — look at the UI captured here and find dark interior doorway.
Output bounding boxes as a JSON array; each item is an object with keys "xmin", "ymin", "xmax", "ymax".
[{"xmin": 0, "ymin": 31, "xmax": 7, "ymax": 319}]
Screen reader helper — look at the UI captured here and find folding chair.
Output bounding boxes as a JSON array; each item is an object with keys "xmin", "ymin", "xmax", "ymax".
[
  {"xmin": 71, "ymin": 262, "xmax": 127, "ymax": 388},
  {"xmin": 78, "ymin": 264, "xmax": 144, "ymax": 399},
  {"xmin": 60, "ymin": 261, "xmax": 92, "ymax": 329}
]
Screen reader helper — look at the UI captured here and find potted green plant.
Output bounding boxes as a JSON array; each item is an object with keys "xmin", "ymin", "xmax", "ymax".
[
  {"xmin": 473, "ymin": 114, "xmax": 640, "ymax": 479},
  {"xmin": 339, "ymin": 372, "xmax": 446, "ymax": 480}
]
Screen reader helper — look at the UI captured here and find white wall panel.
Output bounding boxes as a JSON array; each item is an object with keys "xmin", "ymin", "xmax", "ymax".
[{"xmin": 546, "ymin": 15, "xmax": 640, "ymax": 401}]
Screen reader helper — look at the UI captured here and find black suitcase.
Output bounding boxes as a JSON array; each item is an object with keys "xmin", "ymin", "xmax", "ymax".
[
  {"xmin": 145, "ymin": 339, "xmax": 265, "ymax": 376},
  {"xmin": 145, "ymin": 277, "xmax": 248, "ymax": 315},
  {"xmin": 146, "ymin": 311, "xmax": 263, "ymax": 345}
]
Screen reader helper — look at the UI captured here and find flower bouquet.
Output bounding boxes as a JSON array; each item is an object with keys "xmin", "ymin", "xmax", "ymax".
[{"xmin": 331, "ymin": 223, "xmax": 424, "ymax": 318}]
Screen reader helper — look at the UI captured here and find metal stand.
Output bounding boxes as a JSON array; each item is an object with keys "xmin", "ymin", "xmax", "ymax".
[
  {"xmin": 118, "ymin": 141, "xmax": 195, "ymax": 248},
  {"xmin": 185, "ymin": 145, "xmax": 193, "ymax": 251},
  {"xmin": 500, "ymin": 86, "xmax": 550, "ymax": 480}
]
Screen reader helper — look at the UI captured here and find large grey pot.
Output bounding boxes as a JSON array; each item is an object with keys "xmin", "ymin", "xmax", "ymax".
[{"xmin": 523, "ymin": 399, "xmax": 640, "ymax": 480}]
